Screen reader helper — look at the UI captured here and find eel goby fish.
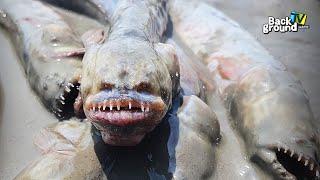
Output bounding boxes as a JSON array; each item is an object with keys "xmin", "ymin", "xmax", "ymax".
[
  {"xmin": 14, "ymin": 95, "xmax": 220, "ymax": 180},
  {"xmin": 169, "ymin": 0, "xmax": 320, "ymax": 179},
  {"xmin": 0, "ymin": 0, "xmax": 87, "ymax": 119},
  {"xmin": 80, "ymin": 0, "xmax": 181, "ymax": 146},
  {"xmin": 40, "ymin": 1, "xmax": 223, "ymax": 179},
  {"xmin": 9, "ymin": 1, "xmax": 222, "ymax": 179},
  {"xmin": 41, "ymin": 0, "xmax": 213, "ymax": 100}
]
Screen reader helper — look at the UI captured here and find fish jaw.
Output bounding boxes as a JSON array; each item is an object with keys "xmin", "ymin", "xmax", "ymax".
[{"xmin": 84, "ymin": 90, "xmax": 168, "ymax": 146}]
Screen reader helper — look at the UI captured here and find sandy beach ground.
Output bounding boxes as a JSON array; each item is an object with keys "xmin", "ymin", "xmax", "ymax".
[{"xmin": 0, "ymin": 1, "xmax": 319, "ymax": 179}]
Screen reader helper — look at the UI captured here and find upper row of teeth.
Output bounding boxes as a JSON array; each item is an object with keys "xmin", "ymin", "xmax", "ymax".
[
  {"xmin": 90, "ymin": 101, "xmax": 150, "ymax": 112},
  {"xmin": 55, "ymin": 83, "xmax": 79, "ymax": 118},
  {"xmin": 276, "ymin": 146, "xmax": 319, "ymax": 176}
]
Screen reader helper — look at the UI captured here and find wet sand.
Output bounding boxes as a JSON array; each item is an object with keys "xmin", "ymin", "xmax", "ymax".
[
  {"xmin": 0, "ymin": 29, "xmax": 55, "ymax": 179},
  {"xmin": 0, "ymin": 1, "xmax": 319, "ymax": 179}
]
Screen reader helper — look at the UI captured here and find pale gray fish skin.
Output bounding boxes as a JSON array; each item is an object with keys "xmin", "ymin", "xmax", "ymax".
[
  {"xmin": 168, "ymin": 95, "xmax": 220, "ymax": 180},
  {"xmin": 41, "ymin": 0, "xmax": 117, "ymax": 25},
  {"xmin": 172, "ymin": 44, "xmax": 205, "ymax": 99},
  {"xmin": 51, "ymin": 1, "xmax": 221, "ymax": 179},
  {"xmin": 51, "ymin": 0, "xmax": 208, "ymax": 99},
  {"xmin": 14, "ymin": 120, "xmax": 105, "ymax": 180},
  {"xmin": 0, "ymin": 0, "xmax": 84, "ymax": 119},
  {"xmin": 8, "ymin": 1, "xmax": 222, "ymax": 179},
  {"xmin": 169, "ymin": 0, "xmax": 320, "ymax": 179},
  {"xmin": 50, "ymin": 5, "xmax": 108, "ymax": 36},
  {"xmin": 80, "ymin": 0, "xmax": 181, "ymax": 146},
  {"xmin": 9, "ymin": 6, "xmax": 108, "ymax": 179},
  {"xmin": 14, "ymin": 96, "xmax": 221, "ymax": 180}
]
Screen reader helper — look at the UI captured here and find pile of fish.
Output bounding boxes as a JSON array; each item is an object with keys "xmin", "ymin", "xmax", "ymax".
[{"xmin": 0, "ymin": 0, "xmax": 319, "ymax": 179}]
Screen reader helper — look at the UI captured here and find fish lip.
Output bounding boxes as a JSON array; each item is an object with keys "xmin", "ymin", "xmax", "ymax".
[
  {"xmin": 84, "ymin": 90, "xmax": 167, "ymax": 126},
  {"xmin": 87, "ymin": 110, "xmax": 154, "ymax": 126},
  {"xmin": 100, "ymin": 131, "xmax": 145, "ymax": 146}
]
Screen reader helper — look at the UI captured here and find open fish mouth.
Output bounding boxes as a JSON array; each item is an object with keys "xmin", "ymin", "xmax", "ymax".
[
  {"xmin": 268, "ymin": 145, "xmax": 320, "ymax": 179},
  {"xmin": 84, "ymin": 90, "xmax": 167, "ymax": 127},
  {"xmin": 53, "ymin": 82, "xmax": 80, "ymax": 119},
  {"xmin": 84, "ymin": 90, "xmax": 167, "ymax": 146}
]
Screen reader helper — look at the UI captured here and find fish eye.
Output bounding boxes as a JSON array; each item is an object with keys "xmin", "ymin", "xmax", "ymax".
[
  {"xmin": 135, "ymin": 82, "xmax": 153, "ymax": 94},
  {"xmin": 101, "ymin": 83, "xmax": 114, "ymax": 91}
]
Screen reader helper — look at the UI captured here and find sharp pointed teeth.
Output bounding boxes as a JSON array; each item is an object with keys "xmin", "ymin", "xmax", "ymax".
[
  {"xmin": 65, "ymin": 86, "xmax": 71, "ymax": 93},
  {"xmin": 298, "ymin": 154, "xmax": 302, "ymax": 161},
  {"xmin": 103, "ymin": 103, "xmax": 107, "ymax": 110},
  {"xmin": 60, "ymin": 95, "xmax": 65, "ymax": 100},
  {"xmin": 310, "ymin": 163, "xmax": 314, "ymax": 171},
  {"xmin": 141, "ymin": 104, "xmax": 145, "ymax": 112},
  {"xmin": 110, "ymin": 102, "xmax": 113, "ymax": 110},
  {"xmin": 59, "ymin": 100, "xmax": 65, "ymax": 105},
  {"xmin": 117, "ymin": 104, "xmax": 120, "ymax": 110},
  {"xmin": 277, "ymin": 146, "xmax": 281, "ymax": 151},
  {"xmin": 68, "ymin": 83, "xmax": 74, "ymax": 87},
  {"xmin": 57, "ymin": 108, "xmax": 62, "ymax": 112},
  {"xmin": 146, "ymin": 105, "xmax": 149, "ymax": 112},
  {"xmin": 284, "ymin": 148, "xmax": 288, "ymax": 153},
  {"xmin": 129, "ymin": 102, "xmax": 132, "ymax": 109},
  {"xmin": 304, "ymin": 159, "xmax": 309, "ymax": 166},
  {"xmin": 316, "ymin": 170, "xmax": 319, "ymax": 177},
  {"xmin": 290, "ymin": 150, "xmax": 294, "ymax": 157},
  {"xmin": 57, "ymin": 113, "xmax": 62, "ymax": 117}
]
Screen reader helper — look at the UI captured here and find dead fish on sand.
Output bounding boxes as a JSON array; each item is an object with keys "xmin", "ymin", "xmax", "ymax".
[{"xmin": 169, "ymin": 0, "xmax": 320, "ymax": 179}]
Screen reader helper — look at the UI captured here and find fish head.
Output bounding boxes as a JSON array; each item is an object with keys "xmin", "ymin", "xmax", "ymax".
[{"xmin": 81, "ymin": 39, "xmax": 179, "ymax": 146}]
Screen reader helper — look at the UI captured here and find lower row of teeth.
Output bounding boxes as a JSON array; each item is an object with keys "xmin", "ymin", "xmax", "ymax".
[
  {"xmin": 276, "ymin": 146, "xmax": 319, "ymax": 176},
  {"xmin": 90, "ymin": 101, "xmax": 150, "ymax": 112}
]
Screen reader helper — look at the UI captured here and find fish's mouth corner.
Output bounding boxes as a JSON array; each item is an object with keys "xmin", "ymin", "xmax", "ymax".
[{"xmin": 100, "ymin": 131, "xmax": 146, "ymax": 146}]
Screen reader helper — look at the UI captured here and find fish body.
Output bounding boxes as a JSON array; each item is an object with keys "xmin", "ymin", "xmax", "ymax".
[
  {"xmin": 80, "ymin": 0, "xmax": 181, "ymax": 146},
  {"xmin": 39, "ymin": 0, "xmax": 209, "ymax": 114},
  {"xmin": 41, "ymin": 0, "xmax": 117, "ymax": 25},
  {"xmin": 14, "ymin": 120, "xmax": 105, "ymax": 180},
  {"xmin": 2, "ymin": 0, "xmax": 221, "ymax": 179},
  {"xmin": 0, "ymin": 0, "xmax": 85, "ymax": 119},
  {"xmin": 168, "ymin": 95, "xmax": 220, "ymax": 179},
  {"xmin": 169, "ymin": 0, "xmax": 320, "ymax": 179},
  {"xmin": 14, "ymin": 95, "xmax": 220, "ymax": 180}
]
